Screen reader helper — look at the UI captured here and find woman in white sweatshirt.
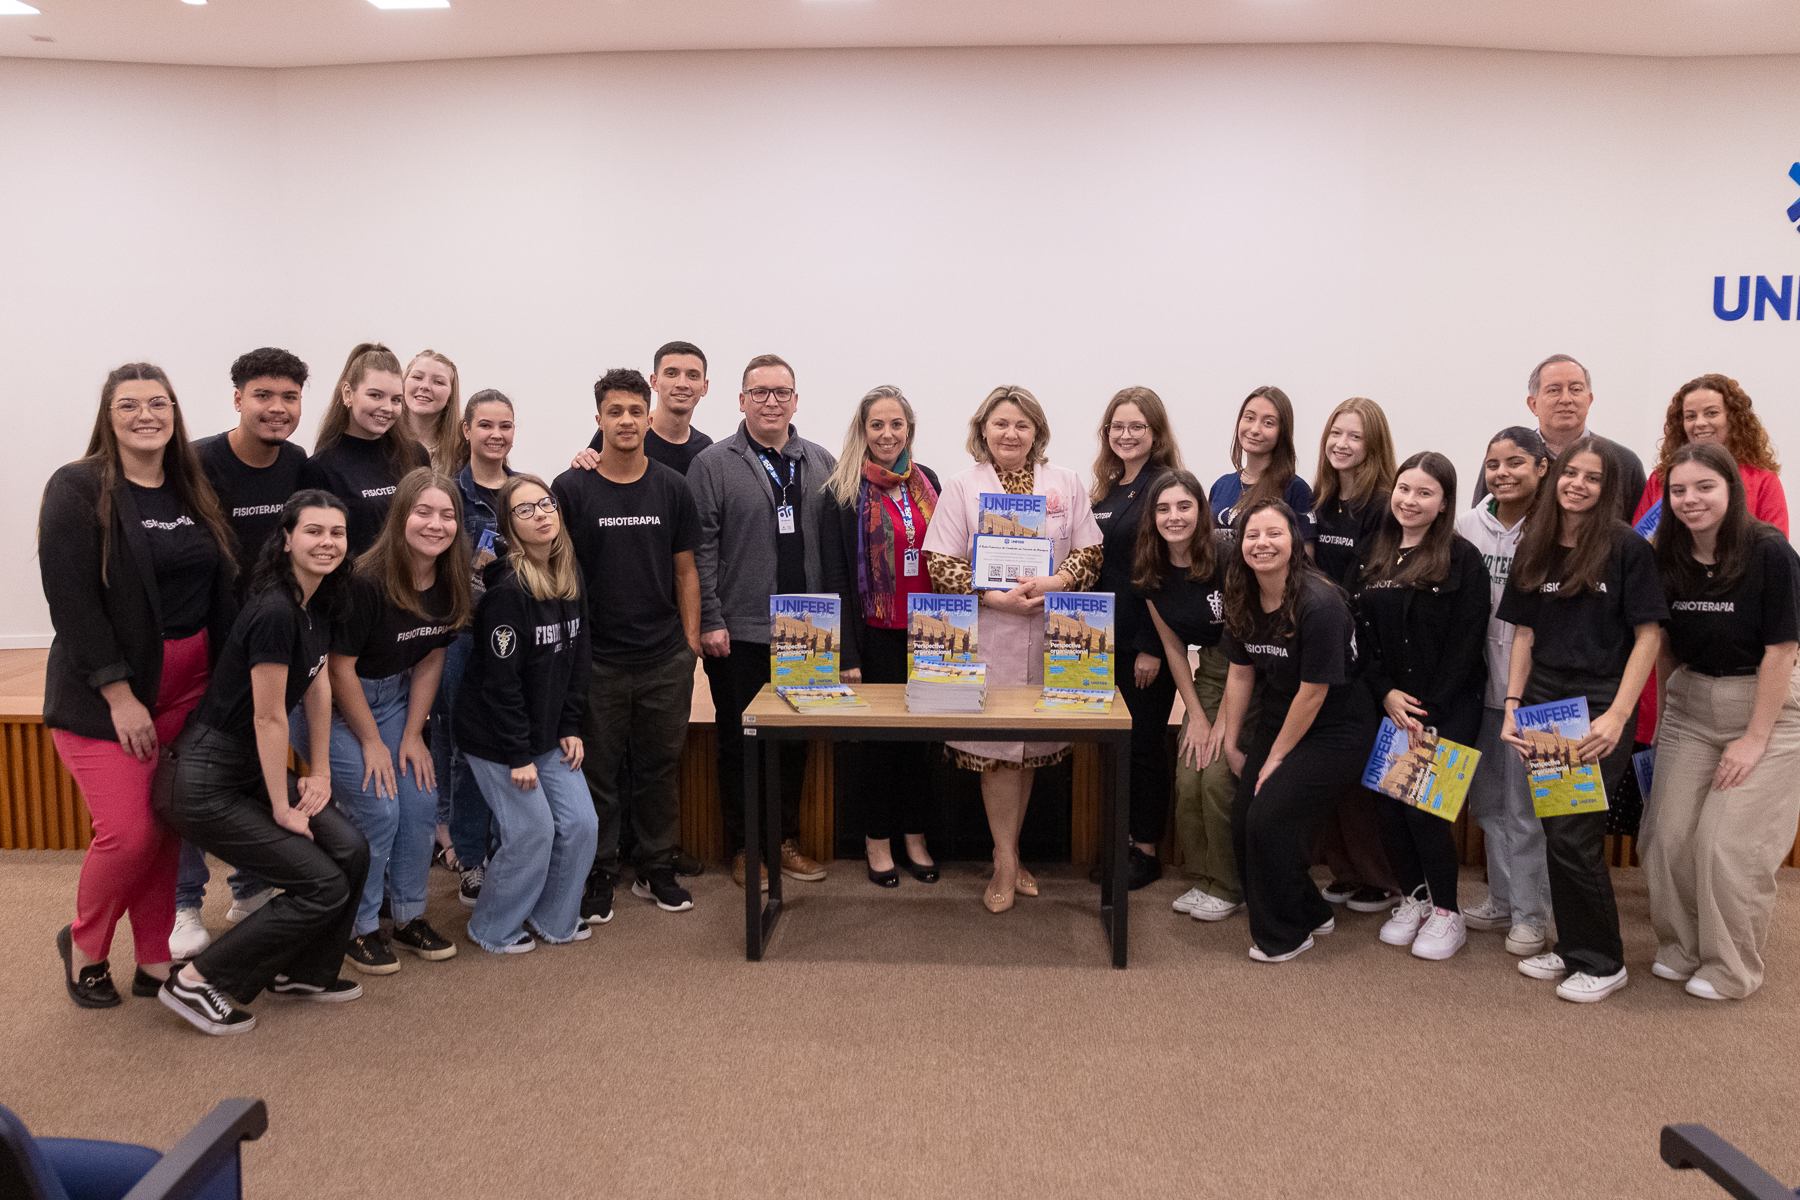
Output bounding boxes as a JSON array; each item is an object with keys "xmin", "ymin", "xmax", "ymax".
[{"xmin": 1453, "ymin": 426, "xmax": 1552, "ymax": 957}]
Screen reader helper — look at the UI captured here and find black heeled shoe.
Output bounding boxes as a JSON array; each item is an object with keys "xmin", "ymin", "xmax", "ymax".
[
  {"xmin": 896, "ymin": 848, "xmax": 939, "ymax": 884},
  {"xmin": 57, "ymin": 924, "xmax": 121, "ymax": 1009},
  {"xmin": 867, "ymin": 862, "xmax": 900, "ymax": 888}
]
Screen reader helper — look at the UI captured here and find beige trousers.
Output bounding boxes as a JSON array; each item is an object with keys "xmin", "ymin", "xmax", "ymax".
[{"xmin": 1640, "ymin": 667, "xmax": 1800, "ymax": 998}]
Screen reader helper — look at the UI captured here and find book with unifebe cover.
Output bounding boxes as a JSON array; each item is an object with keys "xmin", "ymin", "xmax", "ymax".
[
  {"xmin": 776, "ymin": 685, "xmax": 870, "ymax": 713},
  {"xmin": 1360, "ymin": 718, "xmax": 1481, "ymax": 822},
  {"xmin": 976, "ymin": 492, "xmax": 1047, "ymax": 539},
  {"xmin": 769, "ymin": 594, "xmax": 840, "ymax": 689},
  {"xmin": 1034, "ymin": 687, "xmax": 1115, "ymax": 713},
  {"xmin": 1043, "ymin": 592, "xmax": 1115, "ymax": 693},
  {"xmin": 906, "ymin": 593, "xmax": 979, "ymax": 674},
  {"xmin": 1513, "ymin": 697, "xmax": 1609, "ymax": 818}
]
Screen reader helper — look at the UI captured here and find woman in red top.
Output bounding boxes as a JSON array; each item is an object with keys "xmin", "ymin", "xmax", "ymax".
[{"xmin": 1633, "ymin": 375, "xmax": 1787, "ymax": 746}]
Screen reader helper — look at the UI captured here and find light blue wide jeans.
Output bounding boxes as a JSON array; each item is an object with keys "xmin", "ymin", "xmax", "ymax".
[{"xmin": 464, "ymin": 748, "xmax": 598, "ymax": 952}]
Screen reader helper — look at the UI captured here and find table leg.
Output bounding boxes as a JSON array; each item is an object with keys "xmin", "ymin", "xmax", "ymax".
[
  {"xmin": 1109, "ymin": 733, "xmax": 1130, "ymax": 968},
  {"xmin": 744, "ymin": 730, "xmax": 763, "ymax": 961},
  {"xmin": 763, "ymin": 736, "xmax": 784, "ymax": 924}
]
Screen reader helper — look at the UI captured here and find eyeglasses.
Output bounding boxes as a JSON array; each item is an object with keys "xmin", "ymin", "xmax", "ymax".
[
  {"xmin": 745, "ymin": 388, "xmax": 796, "ymax": 403},
  {"xmin": 114, "ymin": 399, "xmax": 173, "ymax": 416},
  {"xmin": 511, "ymin": 497, "xmax": 559, "ymax": 519},
  {"xmin": 1109, "ymin": 422, "xmax": 1149, "ymax": 437}
]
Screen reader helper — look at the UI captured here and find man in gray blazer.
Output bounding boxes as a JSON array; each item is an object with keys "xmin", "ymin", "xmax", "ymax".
[{"xmin": 690, "ymin": 353, "xmax": 837, "ymax": 890}]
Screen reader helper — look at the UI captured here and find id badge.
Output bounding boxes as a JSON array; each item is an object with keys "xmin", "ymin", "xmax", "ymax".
[
  {"xmin": 903, "ymin": 548, "xmax": 920, "ymax": 577},
  {"xmin": 776, "ymin": 505, "xmax": 796, "ymax": 534}
]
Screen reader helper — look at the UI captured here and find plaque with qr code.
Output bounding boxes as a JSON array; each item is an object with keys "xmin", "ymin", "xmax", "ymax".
[{"xmin": 972, "ymin": 534, "xmax": 1054, "ymax": 591}]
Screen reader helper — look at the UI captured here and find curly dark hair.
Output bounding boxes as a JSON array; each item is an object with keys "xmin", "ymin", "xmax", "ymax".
[
  {"xmin": 1654, "ymin": 373, "xmax": 1779, "ymax": 480},
  {"xmin": 594, "ymin": 367, "xmax": 652, "ymax": 409},
  {"xmin": 230, "ymin": 347, "xmax": 308, "ymax": 391}
]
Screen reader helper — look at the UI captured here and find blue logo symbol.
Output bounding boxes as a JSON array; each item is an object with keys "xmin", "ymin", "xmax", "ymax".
[{"xmin": 1788, "ymin": 163, "xmax": 1800, "ymax": 228}]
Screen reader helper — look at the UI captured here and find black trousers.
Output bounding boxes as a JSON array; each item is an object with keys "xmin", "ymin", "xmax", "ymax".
[
  {"xmin": 1232, "ymin": 703, "xmax": 1379, "ymax": 956},
  {"xmin": 155, "ymin": 724, "xmax": 369, "ymax": 1005},
  {"xmin": 1119, "ymin": 658, "xmax": 1178, "ymax": 845},
  {"xmin": 1527, "ymin": 667, "xmax": 1635, "ymax": 977},
  {"xmin": 1373, "ymin": 694, "xmax": 1481, "ymax": 911},
  {"xmin": 705, "ymin": 640, "xmax": 805, "ymax": 853},
  {"xmin": 853, "ymin": 626, "xmax": 929, "ymax": 841}
]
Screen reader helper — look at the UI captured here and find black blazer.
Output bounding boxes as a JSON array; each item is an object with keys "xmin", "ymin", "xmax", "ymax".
[
  {"xmin": 1351, "ymin": 534, "xmax": 1491, "ymax": 736},
  {"xmin": 40, "ymin": 460, "xmax": 238, "ymax": 741},
  {"xmin": 819, "ymin": 462, "xmax": 941, "ymax": 673}
]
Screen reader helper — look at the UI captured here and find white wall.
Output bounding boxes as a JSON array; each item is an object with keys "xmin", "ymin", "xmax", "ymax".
[{"xmin": 5, "ymin": 44, "xmax": 1798, "ymax": 643}]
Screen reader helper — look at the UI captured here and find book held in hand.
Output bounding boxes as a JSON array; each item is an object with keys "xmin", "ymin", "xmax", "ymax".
[
  {"xmin": 769, "ymin": 594, "xmax": 841, "ymax": 689},
  {"xmin": 1360, "ymin": 718, "xmax": 1481, "ymax": 822},
  {"xmin": 973, "ymin": 492, "xmax": 1053, "ymax": 590},
  {"xmin": 907, "ymin": 593, "xmax": 979, "ymax": 672},
  {"xmin": 1513, "ymin": 697, "xmax": 1609, "ymax": 818},
  {"xmin": 776, "ymin": 685, "xmax": 871, "ymax": 713}
]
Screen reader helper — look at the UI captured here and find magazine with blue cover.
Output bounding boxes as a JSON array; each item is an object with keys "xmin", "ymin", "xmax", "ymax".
[
  {"xmin": 1043, "ymin": 592, "xmax": 1115, "ymax": 693},
  {"xmin": 769, "ymin": 594, "xmax": 840, "ymax": 688},
  {"xmin": 1513, "ymin": 697, "xmax": 1609, "ymax": 818},
  {"xmin": 976, "ymin": 492, "xmax": 1047, "ymax": 539},
  {"xmin": 1360, "ymin": 718, "xmax": 1481, "ymax": 822},
  {"xmin": 906, "ymin": 593, "xmax": 979, "ymax": 673},
  {"xmin": 1633, "ymin": 505, "xmax": 1660, "ymax": 540},
  {"xmin": 973, "ymin": 493, "xmax": 1053, "ymax": 591}
]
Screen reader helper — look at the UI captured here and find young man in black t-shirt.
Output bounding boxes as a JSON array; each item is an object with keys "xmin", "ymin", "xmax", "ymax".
[
  {"xmin": 554, "ymin": 369, "xmax": 703, "ymax": 919},
  {"xmin": 582, "ymin": 340, "xmax": 715, "ymax": 475},
  {"xmin": 173, "ymin": 347, "xmax": 310, "ymax": 958}
]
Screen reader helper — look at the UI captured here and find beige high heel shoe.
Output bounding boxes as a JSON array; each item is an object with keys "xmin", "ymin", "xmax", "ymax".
[
  {"xmin": 985, "ymin": 865, "xmax": 1018, "ymax": 913},
  {"xmin": 1015, "ymin": 868, "xmax": 1039, "ymax": 897}
]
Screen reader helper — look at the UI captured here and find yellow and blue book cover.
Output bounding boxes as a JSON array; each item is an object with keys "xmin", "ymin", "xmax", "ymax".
[
  {"xmin": 1360, "ymin": 719, "xmax": 1481, "ymax": 823},
  {"xmin": 769, "ymin": 594, "xmax": 840, "ymax": 688},
  {"xmin": 1514, "ymin": 697, "xmax": 1609, "ymax": 818},
  {"xmin": 907, "ymin": 593, "xmax": 979, "ymax": 675},
  {"xmin": 1043, "ymin": 592, "xmax": 1114, "ymax": 693}
]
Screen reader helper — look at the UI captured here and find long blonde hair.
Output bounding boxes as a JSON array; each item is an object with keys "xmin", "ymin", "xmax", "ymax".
[
  {"xmin": 355, "ymin": 466, "xmax": 474, "ymax": 627},
  {"xmin": 827, "ymin": 385, "xmax": 917, "ymax": 506},
  {"xmin": 1311, "ymin": 397, "xmax": 1397, "ymax": 510},
  {"xmin": 1090, "ymin": 386, "xmax": 1182, "ymax": 505},
  {"xmin": 406, "ymin": 350, "xmax": 469, "ymax": 471},
  {"xmin": 496, "ymin": 474, "xmax": 580, "ymax": 601}
]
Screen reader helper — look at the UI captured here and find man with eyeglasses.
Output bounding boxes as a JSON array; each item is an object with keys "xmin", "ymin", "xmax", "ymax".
[
  {"xmin": 1468, "ymin": 354, "xmax": 1646, "ymax": 520},
  {"xmin": 689, "ymin": 354, "xmax": 837, "ymax": 890}
]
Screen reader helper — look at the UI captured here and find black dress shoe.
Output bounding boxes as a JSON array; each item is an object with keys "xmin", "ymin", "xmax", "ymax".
[
  {"xmin": 57, "ymin": 924, "xmax": 121, "ymax": 1009},
  {"xmin": 672, "ymin": 850, "xmax": 705, "ymax": 878},
  {"xmin": 895, "ymin": 849, "xmax": 939, "ymax": 884},
  {"xmin": 868, "ymin": 863, "xmax": 900, "ymax": 888}
]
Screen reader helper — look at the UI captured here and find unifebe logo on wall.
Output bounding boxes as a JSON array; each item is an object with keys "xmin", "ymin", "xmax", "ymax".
[{"xmin": 1712, "ymin": 162, "xmax": 1800, "ymax": 322}]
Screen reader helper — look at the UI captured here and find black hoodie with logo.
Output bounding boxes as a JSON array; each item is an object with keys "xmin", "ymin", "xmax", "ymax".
[{"xmin": 454, "ymin": 560, "xmax": 589, "ymax": 769}]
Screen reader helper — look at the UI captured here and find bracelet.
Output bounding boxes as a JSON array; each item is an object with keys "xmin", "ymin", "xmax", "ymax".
[{"xmin": 1504, "ymin": 696, "xmax": 1523, "ymax": 705}]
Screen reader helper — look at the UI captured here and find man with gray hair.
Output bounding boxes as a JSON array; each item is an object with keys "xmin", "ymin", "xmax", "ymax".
[{"xmin": 1469, "ymin": 354, "xmax": 1646, "ymax": 520}]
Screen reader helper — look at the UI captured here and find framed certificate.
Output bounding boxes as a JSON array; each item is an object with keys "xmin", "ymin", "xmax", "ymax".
[{"xmin": 972, "ymin": 534, "xmax": 1054, "ymax": 591}]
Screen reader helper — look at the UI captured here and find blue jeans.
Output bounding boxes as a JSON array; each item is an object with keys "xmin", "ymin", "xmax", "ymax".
[
  {"xmin": 465, "ymin": 748, "xmax": 597, "ymax": 951},
  {"xmin": 291, "ymin": 671, "xmax": 436, "ymax": 937},
  {"xmin": 174, "ymin": 839, "xmax": 265, "ymax": 910},
  {"xmin": 433, "ymin": 631, "xmax": 493, "ymax": 868}
]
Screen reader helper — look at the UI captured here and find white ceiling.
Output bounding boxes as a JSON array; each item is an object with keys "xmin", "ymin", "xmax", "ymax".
[{"xmin": 2, "ymin": 0, "xmax": 1797, "ymax": 69}]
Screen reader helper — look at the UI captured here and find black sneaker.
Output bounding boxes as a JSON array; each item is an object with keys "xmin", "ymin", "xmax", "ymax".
[
  {"xmin": 344, "ymin": 932, "xmax": 401, "ymax": 975},
  {"xmin": 270, "ymin": 975, "xmax": 363, "ymax": 1002},
  {"xmin": 526, "ymin": 920, "xmax": 592, "ymax": 943},
  {"xmin": 1346, "ymin": 886, "xmax": 1399, "ymax": 913},
  {"xmin": 1127, "ymin": 846, "xmax": 1163, "ymax": 891},
  {"xmin": 390, "ymin": 917, "xmax": 458, "ymax": 961},
  {"xmin": 632, "ymin": 867, "xmax": 695, "ymax": 913},
  {"xmin": 159, "ymin": 973, "xmax": 255, "ymax": 1036},
  {"xmin": 580, "ymin": 868, "xmax": 615, "ymax": 925},
  {"xmin": 459, "ymin": 865, "xmax": 484, "ymax": 908},
  {"xmin": 497, "ymin": 932, "xmax": 535, "ymax": 954},
  {"xmin": 672, "ymin": 849, "xmax": 705, "ymax": 878}
]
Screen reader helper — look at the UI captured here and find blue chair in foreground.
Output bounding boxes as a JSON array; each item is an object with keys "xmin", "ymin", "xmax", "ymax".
[
  {"xmin": 0, "ymin": 1098, "xmax": 267, "ymax": 1200},
  {"xmin": 1662, "ymin": 1123, "xmax": 1800, "ymax": 1199}
]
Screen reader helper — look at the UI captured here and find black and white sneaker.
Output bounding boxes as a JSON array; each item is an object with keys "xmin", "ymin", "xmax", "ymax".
[
  {"xmin": 632, "ymin": 867, "xmax": 695, "ymax": 913},
  {"xmin": 459, "ymin": 865, "xmax": 485, "ymax": 908},
  {"xmin": 344, "ymin": 932, "xmax": 401, "ymax": 975},
  {"xmin": 269, "ymin": 975, "xmax": 363, "ymax": 1002},
  {"xmin": 526, "ymin": 921, "xmax": 592, "ymax": 943},
  {"xmin": 160, "ymin": 973, "xmax": 255, "ymax": 1036},
  {"xmin": 390, "ymin": 917, "xmax": 458, "ymax": 961},
  {"xmin": 498, "ymin": 932, "xmax": 535, "ymax": 954},
  {"xmin": 672, "ymin": 849, "xmax": 705, "ymax": 878},
  {"xmin": 580, "ymin": 868, "xmax": 615, "ymax": 925}
]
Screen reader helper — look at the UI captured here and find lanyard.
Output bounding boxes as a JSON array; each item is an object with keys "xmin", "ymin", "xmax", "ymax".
[
  {"xmin": 758, "ymin": 450, "xmax": 794, "ymax": 504},
  {"xmin": 893, "ymin": 485, "xmax": 916, "ymax": 549}
]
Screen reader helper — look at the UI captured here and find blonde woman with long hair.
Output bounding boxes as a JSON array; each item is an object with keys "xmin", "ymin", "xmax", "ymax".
[
  {"xmin": 1310, "ymin": 397, "xmax": 1397, "ymax": 586},
  {"xmin": 402, "ymin": 349, "xmax": 469, "ymax": 471},
  {"xmin": 454, "ymin": 474, "xmax": 598, "ymax": 953}
]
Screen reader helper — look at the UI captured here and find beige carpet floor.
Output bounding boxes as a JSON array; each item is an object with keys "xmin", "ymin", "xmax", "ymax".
[{"xmin": 2, "ymin": 850, "xmax": 1797, "ymax": 1200}]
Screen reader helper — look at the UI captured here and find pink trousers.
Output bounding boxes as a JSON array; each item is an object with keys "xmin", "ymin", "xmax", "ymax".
[{"xmin": 53, "ymin": 631, "xmax": 209, "ymax": 966}]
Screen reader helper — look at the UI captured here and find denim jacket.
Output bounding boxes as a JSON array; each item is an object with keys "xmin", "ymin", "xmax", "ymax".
[{"xmin": 456, "ymin": 463, "xmax": 515, "ymax": 600}]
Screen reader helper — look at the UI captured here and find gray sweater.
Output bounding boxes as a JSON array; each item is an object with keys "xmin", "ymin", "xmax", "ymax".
[{"xmin": 690, "ymin": 421, "xmax": 838, "ymax": 643}]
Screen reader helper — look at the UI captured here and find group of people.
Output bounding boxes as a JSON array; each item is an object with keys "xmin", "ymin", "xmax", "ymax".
[{"xmin": 38, "ymin": 339, "xmax": 1798, "ymax": 1037}]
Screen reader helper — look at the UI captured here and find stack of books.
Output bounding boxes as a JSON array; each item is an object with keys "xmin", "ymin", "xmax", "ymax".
[
  {"xmin": 1035, "ymin": 592, "xmax": 1117, "ymax": 713},
  {"xmin": 906, "ymin": 660, "xmax": 989, "ymax": 713},
  {"xmin": 769, "ymin": 594, "xmax": 870, "ymax": 713},
  {"xmin": 905, "ymin": 594, "xmax": 986, "ymax": 713}
]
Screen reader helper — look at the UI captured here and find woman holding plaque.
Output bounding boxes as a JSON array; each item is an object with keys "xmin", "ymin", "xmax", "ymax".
[
  {"xmin": 1350, "ymin": 452, "xmax": 1490, "ymax": 960},
  {"xmin": 1498, "ymin": 438, "xmax": 1667, "ymax": 1003},
  {"xmin": 1639, "ymin": 442, "xmax": 1800, "ymax": 1001},
  {"xmin": 922, "ymin": 386, "xmax": 1102, "ymax": 913},
  {"xmin": 821, "ymin": 385, "xmax": 943, "ymax": 887}
]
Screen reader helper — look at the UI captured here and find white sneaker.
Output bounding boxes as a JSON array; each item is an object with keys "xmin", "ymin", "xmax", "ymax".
[
  {"xmin": 1189, "ymin": 892, "xmax": 1246, "ymax": 922},
  {"xmin": 1685, "ymin": 976, "xmax": 1727, "ymax": 1001},
  {"xmin": 1379, "ymin": 888, "xmax": 1432, "ymax": 946},
  {"xmin": 1651, "ymin": 961, "xmax": 1693, "ymax": 983},
  {"xmin": 1518, "ymin": 952, "xmax": 1565, "ymax": 980},
  {"xmin": 1504, "ymin": 923, "xmax": 1549, "ymax": 956},
  {"xmin": 226, "ymin": 888, "xmax": 278, "ymax": 924},
  {"xmin": 1172, "ymin": 887, "xmax": 1206, "ymax": 914},
  {"xmin": 1411, "ymin": 908, "xmax": 1466, "ymax": 960},
  {"xmin": 1460, "ymin": 897, "xmax": 1509, "ymax": 932},
  {"xmin": 1248, "ymin": 936, "xmax": 1314, "ymax": 963},
  {"xmin": 169, "ymin": 908, "xmax": 211, "ymax": 959},
  {"xmin": 1556, "ymin": 966, "xmax": 1628, "ymax": 1003},
  {"xmin": 1313, "ymin": 916, "xmax": 1335, "ymax": 935}
]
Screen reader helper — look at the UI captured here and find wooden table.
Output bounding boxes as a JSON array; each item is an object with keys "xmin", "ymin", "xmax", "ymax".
[{"xmin": 739, "ymin": 683, "xmax": 1136, "ymax": 967}]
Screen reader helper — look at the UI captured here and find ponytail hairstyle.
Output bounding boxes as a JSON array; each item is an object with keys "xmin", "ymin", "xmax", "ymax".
[
  {"xmin": 355, "ymin": 466, "xmax": 474, "ymax": 629},
  {"xmin": 405, "ymin": 349, "xmax": 469, "ymax": 471},
  {"xmin": 1090, "ymin": 386, "xmax": 1183, "ymax": 505},
  {"xmin": 496, "ymin": 474, "xmax": 581, "ymax": 602},
  {"xmin": 1509, "ymin": 436, "xmax": 1624, "ymax": 599},
  {"xmin": 1311, "ymin": 397, "xmax": 1397, "ymax": 511},
  {"xmin": 1132, "ymin": 469, "xmax": 1216, "ymax": 590},
  {"xmin": 249, "ymin": 489, "xmax": 351, "ymax": 611},
  {"xmin": 63, "ymin": 362, "xmax": 235, "ymax": 585},
  {"xmin": 1360, "ymin": 452, "xmax": 1458, "ymax": 590},
  {"xmin": 314, "ymin": 342, "xmax": 426, "ymax": 480},
  {"xmin": 1222, "ymin": 498, "xmax": 1321, "ymax": 639},
  {"xmin": 1228, "ymin": 385, "xmax": 1299, "ymax": 511},
  {"xmin": 1654, "ymin": 441, "xmax": 1774, "ymax": 597}
]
